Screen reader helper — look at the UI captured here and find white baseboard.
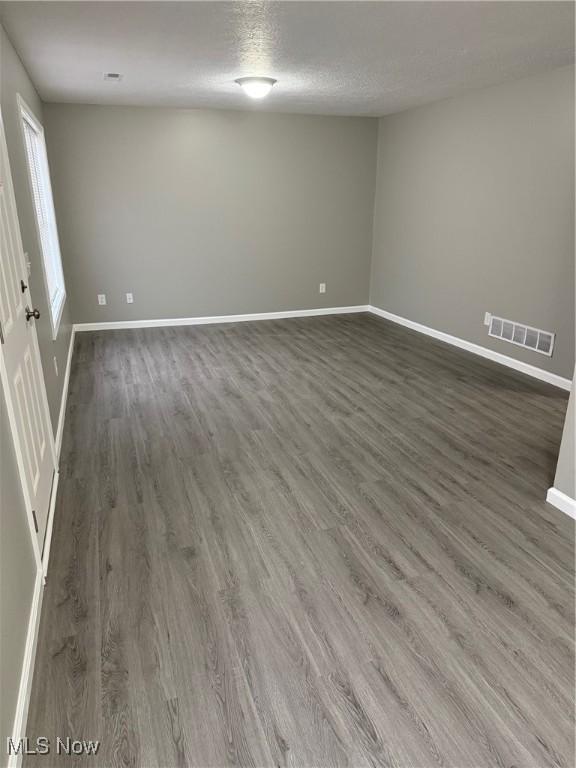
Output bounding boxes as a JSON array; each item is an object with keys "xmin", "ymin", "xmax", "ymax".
[
  {"xmin": 73, "ymin": 305, "xmax": 370, "ymax": 332},
  {"xmin": 8, "ymin": 569, "xmax": 44, "ymax": 768},
  {"xmin": 55, "ymin": 327, "xmax": 75, "ymax": 459},
  {"xmin": 43, "ymin": 328, "xmax": 75, "ymax": 579},
  {"xmin": 41, "ymin": 469, "xmax": 60, "ymax": 581},
  {"xmin": 74, "ymin": 303, "xmax": 571, "ymax": 390},
  {"xmin": 368, "ymin": 305, "xmax": 572, "ymax": 391},
  {"xmin": 546, "ymin": 487, "xmax": 576, "ymax": 520}
]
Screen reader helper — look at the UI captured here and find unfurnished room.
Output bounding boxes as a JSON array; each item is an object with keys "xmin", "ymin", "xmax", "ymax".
[{"xmin": 0, "ymin": 2, "xmax": 574, "ymax": 766}]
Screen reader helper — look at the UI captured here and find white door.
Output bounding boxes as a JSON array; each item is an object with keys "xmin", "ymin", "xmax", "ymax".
[{"xmin": 0, "ymin": 111, "xmax": 56, "ymax": 561}]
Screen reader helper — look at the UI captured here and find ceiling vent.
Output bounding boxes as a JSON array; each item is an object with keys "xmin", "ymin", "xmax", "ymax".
[
  {"xmin": 103, "ymin": 72, "xmax": 123, "ymax": 82},
  {"xmin": 488, "ymin": 314, "xmax": 555, "ymax": 356}
]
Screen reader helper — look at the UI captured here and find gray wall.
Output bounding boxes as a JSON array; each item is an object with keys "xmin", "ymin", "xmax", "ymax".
[
  {"xmin": 1, "ymin": 25, "xmax": 73, "ymax": 430},
  {"xmin": 43, "ymin": 104, "xmax": 377, "ymax": 324},
  {"xmin": 554, "ymin": 373, "xmax": 575, "ymax": 499},
  {"xmin": 0, "ymin": 383, "xmax": 37, "ymax": 766},
  {"xmin": 1, "ymin": 26, "xmax": 70, "ymax": 761},
  {"xmin": 371, "ymin": 65, "xmax": 575, "ymax": 380}
]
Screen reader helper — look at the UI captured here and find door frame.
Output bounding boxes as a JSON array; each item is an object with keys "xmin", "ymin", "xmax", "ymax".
[{"xmin": 0, "ymin": 107, "xmax": 57, "ymax": 572}]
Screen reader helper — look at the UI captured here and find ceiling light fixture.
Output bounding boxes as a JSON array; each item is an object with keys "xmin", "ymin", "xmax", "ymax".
[{"xmin": 235, "ymin": 76, "xmax": 277, "ymax": 99}]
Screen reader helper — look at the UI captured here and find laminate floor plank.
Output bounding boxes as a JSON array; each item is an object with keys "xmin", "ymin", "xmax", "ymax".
[{"xmin": 24, "ymin": 314, "xmax": 574, "ymax": 766}]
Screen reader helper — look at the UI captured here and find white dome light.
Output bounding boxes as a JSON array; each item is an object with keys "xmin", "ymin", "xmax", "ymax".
[{"xmin": 235, "ymin": 77, "xmax": 277, "ymax": 99}]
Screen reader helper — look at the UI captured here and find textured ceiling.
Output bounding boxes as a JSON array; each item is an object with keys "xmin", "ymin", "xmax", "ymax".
[{"xmin": 0, "ymin": 1, "xmax": 573, "ymax": 117}]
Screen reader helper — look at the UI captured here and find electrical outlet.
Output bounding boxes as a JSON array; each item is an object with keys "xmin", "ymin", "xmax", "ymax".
[
  {"xmin": 126, "ymin": 292, "xmax": 134, "ymax": 304},
  {"xmin": 98, "ymin": 294, "xmax": 107, "ymax": 306},
  {"xmin": 319, "ymin": 282, "xmax": 326, "ymax": 294},
  {"xmin": 484, "ymin": 312, "xmax": 492, "ymax": 326},
  {"xmin": 53, "ymin": 356, "xmax": 59, "ymax": 377}
]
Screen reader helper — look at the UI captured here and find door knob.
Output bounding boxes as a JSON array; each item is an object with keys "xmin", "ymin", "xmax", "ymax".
[{"xmin": 25, "ymin": 306, "xmax": 40, "ymax": 322}]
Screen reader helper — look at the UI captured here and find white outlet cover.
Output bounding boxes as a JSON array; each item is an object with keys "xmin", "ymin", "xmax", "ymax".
[
  {"xmin": 319, "ymin": 283, "xmax": 326, "ymax": 294},
  {"xmin": 98, "ymin": 294, "xmax": 107, "ymax": 305},
  {"xmin": 126, "ymin": 293, "xmax": 134, "ymax": 304},
  {"xmin": 484, "ymin": 312, "xmax": 491, "ymax": 326}
]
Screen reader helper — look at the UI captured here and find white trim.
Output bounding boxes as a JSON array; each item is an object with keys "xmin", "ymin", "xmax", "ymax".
[
  {"xmin": 368, "ymin": 305, "xmax": 572, "ymax": 391},
  {"xmin": 55, "ymin": 327, "xmax": 75, "ymax": 458},
  {"xmin": 73, "ymin": 305, "xmax": 370, "ymax": 332},
  {"xmin": 49, "ymin": 286, "xmax": 66, "ymax": 342},
  {"xmin": 73, "ymin": 304, "xmax": 572, "ymax": 391},
  {"xmin": 8, "ymin": 569, "xmax": 44, "ymax": 768},
  {"xmin": 41, "ymin": 467, "xmax": 60, "ymax": 582},
  {"xmin": 546, "ymin": 487, "xmax": 576, "ymax": 520},
  {"xmin": 42, "ymin": 328, "xmax": 75, "ymax": 579},
  {"xmin": 16, "ymin": 93, "xmax": 67, "ymax": 341}
]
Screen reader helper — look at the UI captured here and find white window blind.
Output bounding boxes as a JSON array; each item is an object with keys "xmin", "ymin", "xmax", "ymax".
[{"xmin": 20, "ymin": 100, "xmax": 65, "ymax": 337}]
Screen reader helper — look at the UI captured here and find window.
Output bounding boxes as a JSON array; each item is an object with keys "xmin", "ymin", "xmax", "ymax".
[{"xmin": 18, "ymin": 96, "xmax": 66, "ymax": 338}]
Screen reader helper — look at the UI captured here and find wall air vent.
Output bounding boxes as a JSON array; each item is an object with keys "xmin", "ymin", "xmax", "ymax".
[
  {"xmin": 487, "ymin": 314, "xmax": 555, "ymax": 357},
  {"xmin": 103, "ymin": 72, "xmax": 123, "ymax": 82}
]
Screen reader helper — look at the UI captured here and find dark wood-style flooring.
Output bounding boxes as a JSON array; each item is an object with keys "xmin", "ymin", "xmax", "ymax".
[{"xmin": 26, "ymin": 314, "xmax": 574, "ymax": 767}]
